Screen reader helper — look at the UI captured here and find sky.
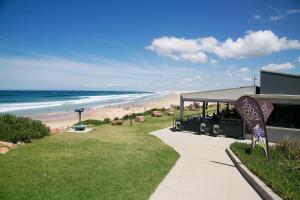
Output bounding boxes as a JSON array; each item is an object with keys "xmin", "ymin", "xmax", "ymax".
[{"xmin": 0, "ymin": 0, "xmax": 300, "ymax": 91}]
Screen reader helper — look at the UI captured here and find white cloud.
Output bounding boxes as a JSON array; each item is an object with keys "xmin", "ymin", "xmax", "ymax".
[
  {"xmin": 261, "ymin": 62, "xmax": 295, "ymax": 72},
  {"xmin": 180, "ymin": 75, "xmax": 203, "ymax": 84},
  {"xmin": 269, "ymin": 8, "xmax": 300, "ymax": 22},
  {"xmin": 243, "ymin": 77, "xmax": 253, "ymax": 82},
  {"xmin": 194, "ymin": 75, "xmax": 202, "ymax": 80},
  {"xmin": 253, "ymin": 14, "xmax": 261, "ymax": 20},
  {"xmin": 269, "ymin": 15, "xmax": 284, "ymax": 21},
  {"xmin": 0, "ymin": 56, "xmax": 211, "ymax": 90},
  {"xmin": 240, "ymin": 67, "xmax": 250, "ymax": 73},
  {"xmin": 210, "ymin": 59, "xmax": 217, "ymax": 64},
  {"xmin": 225, "ymin": 70, "xmax": 233, "ymax": 77},
  {"xmin": 287, "ymin": 9, "xmax": 300, "ymax": 14},
  {"xmin": 297, "ymin": 56, "xmax": 300, "ymax": 62},
  {"xmin": 180, "ymin": 52, "xmax": 208, "ymax": 63},
  {"xmin": 180, "ymin": 78, "xmax": 193, "ymax": 83},
  {"xmin": 145, "ymin": 36, "xmax": 206, "ymax": 63},
  {"xmin": 213, "ymin": 30, "xmax": 300, "ymax": 58},
  {"xmin": 197, "ymin": 37, "xmax": 219, "ymax": 52},
  {"xmin": 83, "ymin": 83, "xmax": 128, "ymax": 87},
  {"xmin": 1, "ymin": 55, "xmax": 253, "ymax": 91},
  {"xmin": 146, "ymin": 30, "xmax": 300, "ymax": 63}
]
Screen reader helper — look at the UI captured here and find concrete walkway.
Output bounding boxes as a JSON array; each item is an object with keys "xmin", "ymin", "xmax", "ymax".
[{"xmin": 150, "ymin": 128, "xmax": 261, "ymax": 200}]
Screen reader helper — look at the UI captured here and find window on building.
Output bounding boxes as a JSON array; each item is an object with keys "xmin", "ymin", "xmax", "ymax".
[{"xmin": 267, "ymin": 104, "xmax": 300, "ymax": 129}]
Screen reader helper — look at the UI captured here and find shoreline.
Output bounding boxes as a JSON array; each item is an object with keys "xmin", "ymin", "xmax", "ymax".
[{"xmin": 29, "ymin": 92, "xmax": 180, "ymax": 129}]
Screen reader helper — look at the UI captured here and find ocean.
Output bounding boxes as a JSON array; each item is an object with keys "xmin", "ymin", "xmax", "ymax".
[{"xmin": 0, "ymin": 90, "xmax": 164, "ymax": 116}]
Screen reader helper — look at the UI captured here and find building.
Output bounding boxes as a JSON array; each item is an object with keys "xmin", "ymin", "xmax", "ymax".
[{"xmin": 176, "ymin": 70, "xmax": 300, "ymax": 142}]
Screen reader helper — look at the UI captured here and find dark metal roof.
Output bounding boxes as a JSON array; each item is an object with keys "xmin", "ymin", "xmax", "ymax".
[
  {"xmin": 261, "ymin": 70, "xmax": 300, "ymax": 79},
  {"xmin": 180, "ymin": 71, "xmax": 300, "ymax": 103},
  {"xmin": 181, "ymin": 86, "xmax": 258, "ymax": 103},
  {"xmin": 248, "ymin": 94, "xmax": 300, "ymax": 105}
]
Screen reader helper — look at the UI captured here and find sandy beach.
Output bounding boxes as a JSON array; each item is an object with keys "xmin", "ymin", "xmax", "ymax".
[{"xmin": 30, "ymin": 92, "xmax": 180, "ymax": 129}]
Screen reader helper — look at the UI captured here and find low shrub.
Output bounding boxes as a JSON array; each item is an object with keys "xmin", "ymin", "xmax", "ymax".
[
  {"xmin": 131, "ymin": 113, "xmax": 136, "ymax": 118},
  {"xmin": 142, "ymin": 108, "xmax": 158, "ymax": 116},
  {"xmin": 0, "ymin": 114, "xmax": 50, "ymax": 143},
  {"xmin": 122, "ymin": 115, "xmax": 130, "ymax": 120},
  {"xmin": 230, "ymin": 141, "xmax": 300, "ymax": 200},
  {"xmin": 275, "ymin": 137, "xmax": 300, "ymax": 161},
  {"xmin": 103, "ymin": 118, "xmax": 111, "ymax": 124},
  {"xmin": 140, "ymin": 108, "xmax": 165, "ymax": 116},
  {"xmin": 81, "ymin": 118, "xmax": 111, "ymax": 126},
  {"xmin": 121, "ymin": 108, "xmax": 167, "ymax": 121}
]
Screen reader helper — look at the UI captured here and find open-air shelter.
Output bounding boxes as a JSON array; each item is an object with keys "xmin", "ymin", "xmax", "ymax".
[{"xmin": 175, "ymin": 70, "xmax": 300, "ymax": 142}]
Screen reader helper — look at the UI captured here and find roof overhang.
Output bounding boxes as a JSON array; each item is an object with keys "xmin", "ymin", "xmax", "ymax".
[
  {"xmin": 248, "ymin": 94, "xmax": 300, "ymax": 105},
  {"xmin": 181, "ymin": 86, "xmax": 258, "ymax": 103}
]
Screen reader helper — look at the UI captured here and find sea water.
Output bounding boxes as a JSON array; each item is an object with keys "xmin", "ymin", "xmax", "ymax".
[{"xmin": 0, "ymin": 90, "xmax": 164, "ymax": 116}]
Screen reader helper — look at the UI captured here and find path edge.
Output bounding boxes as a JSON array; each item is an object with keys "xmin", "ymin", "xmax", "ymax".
[{"xmin": 226, "ymin": 148, "xmax": 282, "ymax": 200}]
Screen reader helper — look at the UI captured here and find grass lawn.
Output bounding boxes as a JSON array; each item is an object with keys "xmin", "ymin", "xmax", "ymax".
[
  {"xmin": 0, "ymin": 114, "xmax": 181, "ymax": 200},
  {"xmin": 230, "ymin": 142, "xmax": 300, "ymax": 200}
]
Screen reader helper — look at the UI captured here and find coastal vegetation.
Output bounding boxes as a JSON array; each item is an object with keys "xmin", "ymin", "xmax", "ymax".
[
  {"xmin": 80, "ymin": 108, "xmax": 169, "ymax": 126},
  {"xmin": 230, "ymin": 140, "xmax": 300, "ymax": 200},
  {"xmin": 121, "ymin": 108, "xmax": 167, "ymax": 120},
  {"xmin": 0, "ymin": 111, "xmax": 182, "ymax": 200},
  {"xmin": 0, "ymin": 114, "xmax": 50, "ymax": 143},
  {"xmin": 81, "ymin": 118, "xmax": 111, "ymax": 126}
]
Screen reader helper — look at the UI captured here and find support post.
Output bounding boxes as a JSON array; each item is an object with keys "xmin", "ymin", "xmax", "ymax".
[
  {"xmin": 179, "ymin": 95, "xmax": 184, "ymax": 119},
  {"xmin": 202, "ymin": 102, "xmax": 206, "ymax": 118},
  {"xmin": 226, "ymin": 103, "xmax": 229, "ymax": 110},
  {"xmin": 217, "ymin": 102, "xmax": 220, "ymax": 114}
]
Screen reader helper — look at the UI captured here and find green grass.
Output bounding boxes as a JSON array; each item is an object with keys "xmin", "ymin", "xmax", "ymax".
[
  {"xmin": 0, "ymin": 115, "xmax": 180, "ymax": 200},
  {"xmin": 230, "ymin": 142, "xmax": 300, "ymax": 200}
]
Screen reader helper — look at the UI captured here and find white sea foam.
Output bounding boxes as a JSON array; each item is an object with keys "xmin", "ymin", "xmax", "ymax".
[
  {"xmin": 0, "ymin": 92, "xmax": 163, "ymax": 113},
  {"xmin": 0, "ymin": 101, "xmax": 64, "ymax": 112}
]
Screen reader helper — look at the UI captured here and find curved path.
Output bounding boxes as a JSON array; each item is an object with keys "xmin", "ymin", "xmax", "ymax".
[{"xmin": 150, "ymin": 128, "xmax": 261, "ymax": 200}]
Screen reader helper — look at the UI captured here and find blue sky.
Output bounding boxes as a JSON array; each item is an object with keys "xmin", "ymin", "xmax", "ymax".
[{"xmin": 0, "ymin": 0, "xmax": 300, "ymax": 91}]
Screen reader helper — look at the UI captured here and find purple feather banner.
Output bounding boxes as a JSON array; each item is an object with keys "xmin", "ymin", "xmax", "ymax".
[{"xmin": 235, "ymin": 96, "xmax": 273, "ymax": 157}]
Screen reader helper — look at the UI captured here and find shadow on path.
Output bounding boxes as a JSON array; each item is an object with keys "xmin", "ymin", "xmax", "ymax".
[{"xmin": 210, "ymin": 160, "xmax": 236, "ymax": 168}]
